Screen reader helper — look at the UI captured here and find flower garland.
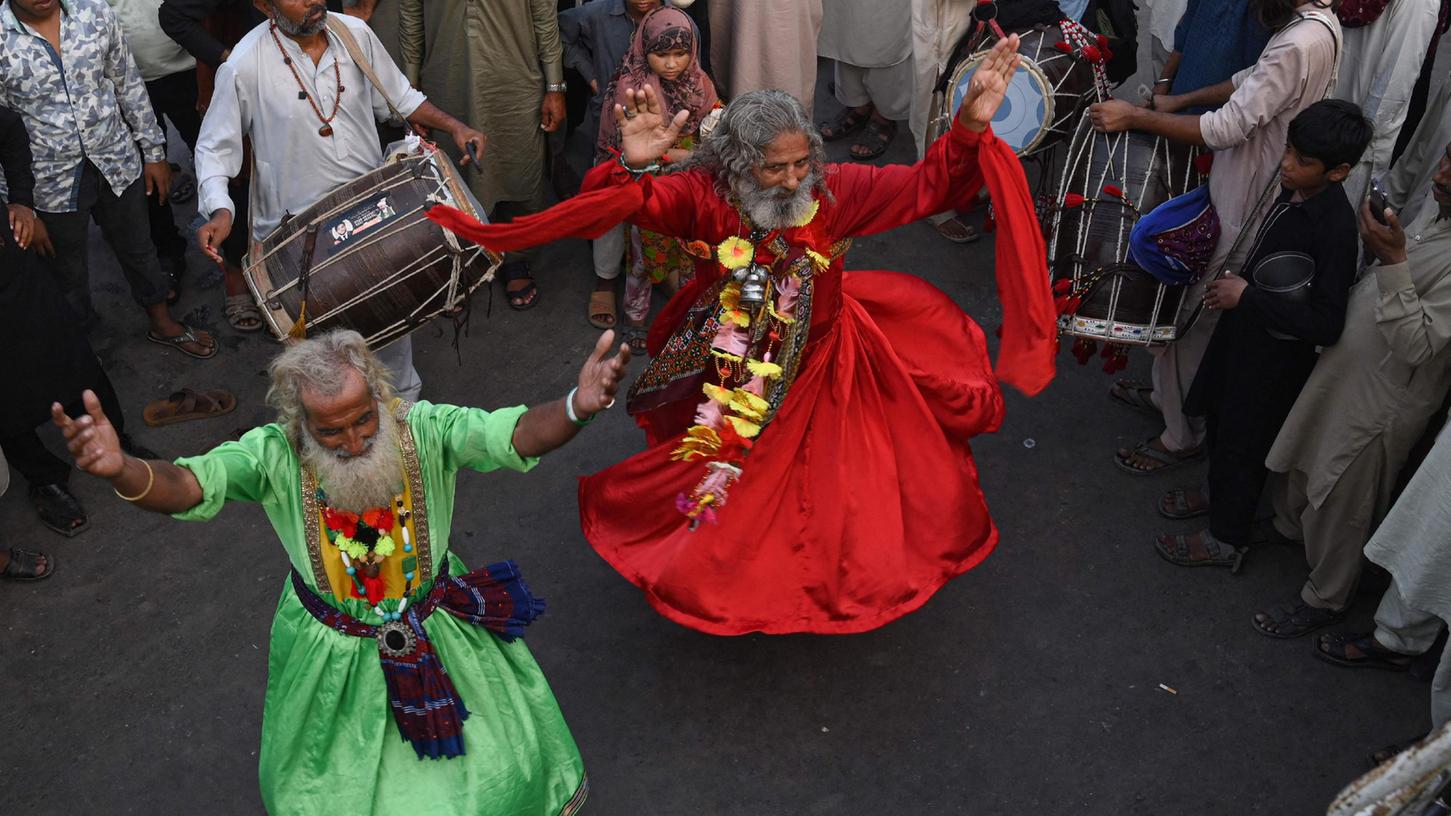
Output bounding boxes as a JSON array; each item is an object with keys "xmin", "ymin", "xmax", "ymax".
[
  {"xmin": 671, "ymin": 198, "xmax": 829, "ymax": 527},
  {"xmin": 319, "ymin": 489, "xmax": 418, "ymax": 619}
]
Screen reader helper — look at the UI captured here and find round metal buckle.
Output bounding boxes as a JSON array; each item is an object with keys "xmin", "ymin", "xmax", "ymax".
[{"xmin": 376, "ymin": 619, "xmax": 418, "ymax": 658}]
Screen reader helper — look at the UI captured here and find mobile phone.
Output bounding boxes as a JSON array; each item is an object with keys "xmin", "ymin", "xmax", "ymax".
[{"xmin": 1367, "ymin": 177, "xmax": 1391, "ymax": 225}]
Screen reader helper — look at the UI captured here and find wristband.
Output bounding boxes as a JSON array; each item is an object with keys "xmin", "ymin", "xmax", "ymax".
[
  {"xmin": 546, "ymin": 82, "xmax": 567, "ymax": 93},
  {"xmin": 1153, "ymin": 78, "xmax": 1173, "ymax": 87},
  {"xmin": 616, "ymin": 151, "xmax": 661, "ymax": 178},
  {"xmin": 565, "ymin": 387, "xmax": 594, "ymax": 427}
]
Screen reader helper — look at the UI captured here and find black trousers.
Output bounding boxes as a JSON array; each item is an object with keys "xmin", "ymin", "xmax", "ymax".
[
  {"xmin": 1204, "ymin": 410, "xmax": 1271, "ymax": 547},
  {"xmin": 37, "ymin": 162, "xmax": 172, "ymax": 324},
  {"xmin": 0, "ymin": 369, "xmax": 125, "ymax": 488},
  {"xmin": 145, "ymin": 69, "xmax": 202, "ymax": 263}
]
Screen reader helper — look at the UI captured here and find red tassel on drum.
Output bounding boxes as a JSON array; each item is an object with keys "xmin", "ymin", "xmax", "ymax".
[
  {"xmin": 1102, "ymin": 346, "xmax": 1129, "ymax": 374},
  {"xmin": 1070, "ymin": 338, "xmax": 1097, "ymax": 366},
  {"xmin": 1052, "ymin": 279, "xmax": 1073, "ymax": 295},
  {"xmin": 1054, "ymin": 40, "xmax": 1073, "ymax": 54},
  {"xmin": 1063, "ymin": 193, "xmax": 1086, "ymax": 208},
  {"xmin": 1081, "ymin": 45, "xmax": 1103, "ymax": 63}
]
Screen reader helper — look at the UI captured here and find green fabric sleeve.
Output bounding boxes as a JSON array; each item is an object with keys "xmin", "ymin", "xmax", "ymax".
[
  {"xmin": 170, "ymin": 425, "xmax": 290, "ymax": 522},
  {"xmin": 414, "ymin": 402, "xmax": 540, "ymax": 475}
]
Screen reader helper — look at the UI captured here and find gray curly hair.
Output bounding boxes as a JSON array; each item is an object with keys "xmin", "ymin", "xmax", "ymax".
[
  {"xmin": 675, "ymin": 89, "xmax": 833, "ymax": 203},
  {"xmin": 266, "ymin": 330, "xmax": 394, "ymax": 439}
]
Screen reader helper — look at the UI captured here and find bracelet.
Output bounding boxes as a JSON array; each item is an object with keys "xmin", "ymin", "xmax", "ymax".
[
  {"xmin": 1153, "ymin": 78, "xmax": 1173, "ymax": 86},
  {"xmin": 113, "ymin": 457, "xmax": 156, "ymax": 502},
  {"xmin": 545, "ymin": 82, "xmax": 567, "ymax": 93},
  {"xmin": 616, "ymin": 151, "xmax": 661, "ymax": 178},
  {"xmin": 565, "ymin": 387, "xmax": 595, "ymax": 427}
]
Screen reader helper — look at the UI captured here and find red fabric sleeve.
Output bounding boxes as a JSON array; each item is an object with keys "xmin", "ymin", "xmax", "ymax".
[
  {"xmin": 823, "ymin": 120, "xmax": 986, "ymax": 239},
  {"xmin": 974, "ymin": 127, "xmax": 1056, "ymax": 397}
]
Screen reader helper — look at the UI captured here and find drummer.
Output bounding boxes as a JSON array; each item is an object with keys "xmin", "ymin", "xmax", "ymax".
[
  {"xmin": 193, "ymin": 0, "xmax": 486, "ymax": 400},
  {"xmin": 1087, "ymin": 0, "xmax": 1341, "ymax": 477}
]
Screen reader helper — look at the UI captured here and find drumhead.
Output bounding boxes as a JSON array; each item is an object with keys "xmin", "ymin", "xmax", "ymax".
[{"xmin": 948, "ymin": 53, "xmax": 1054, "ymax": 155}]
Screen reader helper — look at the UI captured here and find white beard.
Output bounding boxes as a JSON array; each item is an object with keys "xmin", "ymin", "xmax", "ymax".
[
  {"xmin": 733, "ymin": 170, "xmax": 818, "ymax": 230},
  {"xmin": 299, "ymin": 405, "xmax": 404, "ymax": 512}
]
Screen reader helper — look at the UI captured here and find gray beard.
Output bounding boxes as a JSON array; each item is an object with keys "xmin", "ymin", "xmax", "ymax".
[
  {"xmin": 299, "ymin": 405, "xmax": 404, "ymax": 512},
  {"xmin": 274, "ymin": 6, "xmax": 327, "ymax": 37},
  {"xmin": 732, "ymin": 171, "xmax": 818, "ymax": 231}
]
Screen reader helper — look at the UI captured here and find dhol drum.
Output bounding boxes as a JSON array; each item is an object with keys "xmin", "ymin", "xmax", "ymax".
[
  {"xmin": 1048, "ymin": 111, "xmax": 1205, "ymax": 346},
  {"xmin": 925, "ymin": 20, "xmax": 1105, "ymax": 158},
  {"xmin": 244, "ymin": 140, "xmax": 501, "ymax": 349}
]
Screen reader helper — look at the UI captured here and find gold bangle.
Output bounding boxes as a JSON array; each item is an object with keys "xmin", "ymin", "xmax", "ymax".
[{"xmin": 113, "ymin": 458, "xmax": 156, "ymax": 502}]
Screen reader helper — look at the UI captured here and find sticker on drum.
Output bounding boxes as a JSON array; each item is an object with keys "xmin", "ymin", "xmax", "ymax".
[
  {"xmin": 327, "ymin": 194, "xmax": 401, "ymax": 247},
  {"xmin": 949, "ymin": 55, "xmax": 1054, "ymax": 155}
]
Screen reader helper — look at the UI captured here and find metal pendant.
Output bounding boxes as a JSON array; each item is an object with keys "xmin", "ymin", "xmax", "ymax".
[
  {"xmin": 376, "ymin": 619, "xmax": 418, "ymax": 658},
  {"xmin": 318, "ymin": 124, "xmax": 333, "ymax": 137}
]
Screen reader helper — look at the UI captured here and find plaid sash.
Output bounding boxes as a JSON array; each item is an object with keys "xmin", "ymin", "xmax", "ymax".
[{"xmin": 290, "ymin": 559, "xmax": 546, "ymax": 760}]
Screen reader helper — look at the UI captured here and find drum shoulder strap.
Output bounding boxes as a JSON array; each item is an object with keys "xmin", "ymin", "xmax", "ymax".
[{"xmin": 325, "ymin": 16, "xmax": 406, "ymax": 125}]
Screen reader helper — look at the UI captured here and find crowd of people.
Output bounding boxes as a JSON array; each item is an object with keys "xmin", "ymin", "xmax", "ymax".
[{"xmin": 4, "ymin": 0, "xmax": 1451, "ymax": 811}]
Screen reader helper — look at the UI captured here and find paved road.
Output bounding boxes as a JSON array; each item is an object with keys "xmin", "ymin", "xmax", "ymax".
[{"xmin": 0, "ymin": 79, "xmax": 1431, "ymax": 816}]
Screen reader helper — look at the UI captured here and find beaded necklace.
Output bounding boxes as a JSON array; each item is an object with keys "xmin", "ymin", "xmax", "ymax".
[
  {"xmin": 269, "ymin": 24, "xmax": 344, "ymax": 137},
  {"xmin": 318, "ymin": 487, "xmax": 417, "ymax": 622}
]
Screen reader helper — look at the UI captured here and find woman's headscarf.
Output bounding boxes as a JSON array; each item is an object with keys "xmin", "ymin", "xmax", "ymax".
[{"xmin": 596, "ymin": 7, "xmax": 719, "ymax": 160}]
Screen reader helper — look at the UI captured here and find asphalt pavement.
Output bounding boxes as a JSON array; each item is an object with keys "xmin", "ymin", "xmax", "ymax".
[{"xmin": 0, "ymin": 74, "xmax": 1434, "ymax": 816}]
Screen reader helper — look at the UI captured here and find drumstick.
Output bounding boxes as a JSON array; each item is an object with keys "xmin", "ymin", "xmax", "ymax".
[{"xmin": 465, "ymin": 142, "xmax": 481, "ymax": 172}]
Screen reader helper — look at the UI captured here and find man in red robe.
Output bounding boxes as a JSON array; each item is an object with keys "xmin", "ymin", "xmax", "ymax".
[{"xmin": 428, "ymin": 36, "xmax": 1055, "ymax": 636}]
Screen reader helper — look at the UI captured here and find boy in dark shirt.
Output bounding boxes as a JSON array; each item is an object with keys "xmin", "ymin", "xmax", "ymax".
[{"xmin": 1154, "ymin": 99, "xmax": 1374, "ymax": 571}]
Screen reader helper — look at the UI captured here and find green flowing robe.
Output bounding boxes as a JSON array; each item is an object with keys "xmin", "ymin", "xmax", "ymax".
[{"xmin": 173, "ymin": 401, "xmax": 587, "ymax": 815}]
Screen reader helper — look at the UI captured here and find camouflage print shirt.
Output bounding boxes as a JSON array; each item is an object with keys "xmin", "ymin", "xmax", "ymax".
[{"xmin": 0, "ymin": 0, "xmax": 166, "ymax": 213}]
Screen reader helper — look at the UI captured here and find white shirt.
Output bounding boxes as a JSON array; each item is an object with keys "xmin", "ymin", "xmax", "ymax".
[
  {"xmin": 195, "ymin": 14, "xmax": 425, "ymax": 240},
  {"xmin": 106, "ymin": 0, "xmax": 194, "ymax": 81}
]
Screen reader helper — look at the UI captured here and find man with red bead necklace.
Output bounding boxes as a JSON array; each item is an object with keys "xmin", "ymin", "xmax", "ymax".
[
  {"xmin": 191, "ymin": 0, "xmax": 485, "ymax": 401},
  {"xmin": 51, "ymin": 328, "xmax": 628, "ymax": 814}
]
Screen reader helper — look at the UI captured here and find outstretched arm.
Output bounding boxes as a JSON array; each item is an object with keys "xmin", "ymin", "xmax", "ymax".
[
  {"xmin": 52, "ymin": 391, "xmax": 204, "ymax": 515},
  {"xmin": 510, "ymin": 330, "xmax": 632, "ymax": 458}
]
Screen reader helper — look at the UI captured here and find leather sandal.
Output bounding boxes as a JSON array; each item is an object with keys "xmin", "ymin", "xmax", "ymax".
[
  {"xmin": 142, "ymin": 387, "xmax": 237, "ymax": 427},
  {"xmin": 29, "ymin": 483, "xmax": 88, "ymax": 538},
  {"xmin": 1, "ymin": 547, "xmax": 54, "ymax": 581}
]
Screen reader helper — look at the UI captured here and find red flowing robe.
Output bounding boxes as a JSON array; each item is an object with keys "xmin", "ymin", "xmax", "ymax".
[{"xmin": 428, "ymin": 122, "xmax": 1055, "ymax": 636}]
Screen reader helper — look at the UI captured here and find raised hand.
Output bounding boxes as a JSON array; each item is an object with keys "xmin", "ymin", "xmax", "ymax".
[
  {"xmin": 957, "ymin": 34, "xmax": 1021, "ymax": 133},
  {"xmin": 573, "ymin": 329, "xmax": 633, "ymax": 417},
  {"xmin": 52, "ymin": 390, "xmax": 126, "ymax": 479},
  {"xmin": 614, "ymin": 85, "xmax": 690, "ymax": 169}
]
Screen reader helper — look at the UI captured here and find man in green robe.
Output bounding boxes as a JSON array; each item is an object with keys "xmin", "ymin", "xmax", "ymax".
[{"xmin": 51, "ymin": 328, "xmax": 630, "ymax": 814}]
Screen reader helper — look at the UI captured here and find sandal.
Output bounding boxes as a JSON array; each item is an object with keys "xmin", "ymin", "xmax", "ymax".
[
  {"xmin": 1108, "ymin": 379, "xmax": 1160, "ymax": 418},
  {"xmin": 1314, "ymin": 632, "xmax": 1415, "ymax": 672},
  {"xmin": 500, "ymin": 262, "xmax": 540, "ymax": 311},
  {"xmin": 819, "ymin": 107, "xmax": 870, "ymax": 142},
  {"xmin": 147, "ymin": 325, "xmax": 217, "ymax": 359},
  {"xmin": 931, "ymin": 216, "xmax": 979, "ymax": 244},
  {"xmin": 28, "ymin": 483, "xmax": 88, "ymax": 538},
  {"xmin": 1114, "ymin": 435, "xmax": 1204, "ymax": 476},
  {"xmin": 225, "ymin": 294, "xmax": 263, "ymax": 332},
  {"xmin": 142, "ymin": 387, "xmax": 237, "ymax": 427},
  {"xmin": 588, "ymin": 289, "xmax": 617, "ymax": 329},
  {"xmin": 624, "ymin": 324, "xmax": 649, "ymax": 355},
  {"xmin": 1, "ymin": 547, "xmax": 54, "ymax": 582},
  {"xmin": 1158, "ymin": 486, "xmax": 1209, "ymax": 520},
  {"xmin": 1252, "ymin": 597, "xmax": 1344, "ymax": 639},
  {"xmin": 850, "ymin": 117, "xmax": 898, "ymax": 161},
  {"xmin": 1153, "ymin": 529, "xmax": 1244, "ymax": 572}
]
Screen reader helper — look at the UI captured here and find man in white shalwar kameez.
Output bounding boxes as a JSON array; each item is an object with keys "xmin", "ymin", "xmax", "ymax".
[
  {"xmin": 1314, "ymin": 412, "xmax": 1451, "ymax": 730},
  {"xmin": 192, "ymin": 3, "xmax": 483, "ymax": 400},
  {"xmin": 1332, "ymin": 0, "xmax": 1441, "ymax": 203}
]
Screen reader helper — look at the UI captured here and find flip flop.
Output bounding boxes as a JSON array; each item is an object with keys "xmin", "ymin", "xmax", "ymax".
[
  {"xmin": 142, "ymin": 387, "xmax": 237, "ymax": 427},
  {"xmin": 147, "ymin": 325, "xmax": 218, "ymax": 359},
  {"xmin": 1108, "ymin": 379, "xmax": 1160, "ymax": 418},
  {"xmin": 1114, "ymin": 436, "xmax": 1204, "ymax": 476},
  {"xmin": 1, "ymin": 547, "xmax": 54, "ymax": 582}
]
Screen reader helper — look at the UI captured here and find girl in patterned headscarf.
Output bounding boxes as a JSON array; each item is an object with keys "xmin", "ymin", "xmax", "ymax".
[{"xmin": 593, "ymin": 7, "xmax": 722, "ymax": 353}]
